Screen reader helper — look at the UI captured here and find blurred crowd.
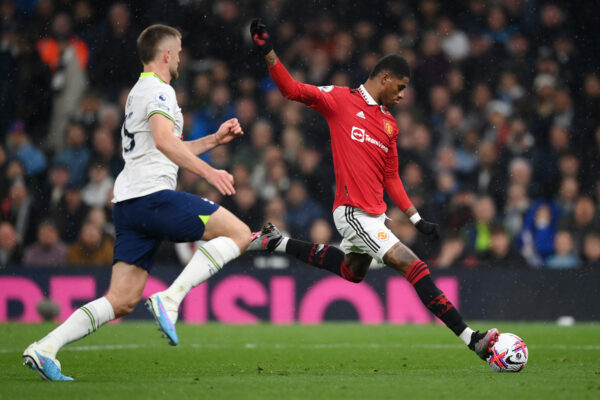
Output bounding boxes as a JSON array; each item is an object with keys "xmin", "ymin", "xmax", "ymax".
[{"xmin": 1, "ymin": 0, "xmax": 599, "ymax": 269}]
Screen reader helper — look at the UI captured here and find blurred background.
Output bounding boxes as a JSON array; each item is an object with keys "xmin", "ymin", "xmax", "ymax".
[{"xmin": 0, "ymin": 0, "xmax": 599, "ymax": 323}]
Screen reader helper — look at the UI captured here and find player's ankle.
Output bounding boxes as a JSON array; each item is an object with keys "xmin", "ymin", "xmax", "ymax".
[
  {"xmin": 274, "ymin": 236, "xmax": 289, "ymax": 252},
  {"xmin": 459, "ymin": 327, "xmax": 475, "ymax": 346}
]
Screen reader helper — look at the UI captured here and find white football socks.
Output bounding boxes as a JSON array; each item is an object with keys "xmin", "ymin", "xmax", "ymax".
[
  {"xmin": 459, "ymin": 327, "xmax": 475, "ymax": 346},
  {"xmin": 164, "ymin": 236, "xmax": 241, "ymax": 305},
  {"xmin": 38, "ymin": 297, "xmax": 115, "ymax": 357}
]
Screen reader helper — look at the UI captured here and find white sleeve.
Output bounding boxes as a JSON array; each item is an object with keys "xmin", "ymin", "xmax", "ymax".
[{"xmin": 145, "ymin": 86, "xmax": 176, "ymax": 122}]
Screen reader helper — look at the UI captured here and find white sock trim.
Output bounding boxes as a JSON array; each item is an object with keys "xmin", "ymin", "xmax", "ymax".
[
  {"xmin": 459, "ymin": 327, "xmax": 475, "ymax": 346},
  {"xmin": 201, "ymin": 236, "xmax": 240, "ymax": 267},
  {"xmin": 39, "ymin": 297, "xmax": 115, "ymax": 357},
  {"xmin": 166, "ymin": 236, "xmax": 241, "ymax": 305},
  {"xmin": 275, "ymin": 237, "xmax": 289, "ymax": 253}
]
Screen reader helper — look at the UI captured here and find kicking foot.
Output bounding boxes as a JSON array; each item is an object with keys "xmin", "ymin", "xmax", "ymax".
[
  {"xmin": 246, "ymin": 222, "xmax": 283, "ymax": 252},
  {"xmin": 23, "ymin": 342, "xmax": 74, "ymax": 381},
  {"xmin": 145, "ymin": 292, "xmax": 179, "ymax": 346},
  {"xmin": 468, "ymin": 328, "xmax": 499, "ymax": 360}
]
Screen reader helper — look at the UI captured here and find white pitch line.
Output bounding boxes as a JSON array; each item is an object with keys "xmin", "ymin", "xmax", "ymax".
[{"xmin": 2, "ymin": 343, "xmax": 599, "ymax": 354}]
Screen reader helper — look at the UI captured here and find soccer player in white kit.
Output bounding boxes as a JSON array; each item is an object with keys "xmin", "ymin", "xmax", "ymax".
[{"xmin": 23, "ymin": 24, "xmax": 251, "ymax": 381}]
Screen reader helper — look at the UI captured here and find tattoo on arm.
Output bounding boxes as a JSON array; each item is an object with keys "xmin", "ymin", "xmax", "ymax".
[{"xmin": 265, "ymin": 50, "xmax": 278, "ymax": 66}]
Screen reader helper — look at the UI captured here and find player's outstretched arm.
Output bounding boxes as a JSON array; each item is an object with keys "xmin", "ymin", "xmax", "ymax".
[
  {"xmin": 149, "ymin": 114, "xmax": 236, "ymax": 195},
  {"xmin": 184, "ymin": 118, "xmax": 244, "ymax": 156},
  {"xmin": 251, "ymin": 19, "xmax": 329, "ymax": 108}
]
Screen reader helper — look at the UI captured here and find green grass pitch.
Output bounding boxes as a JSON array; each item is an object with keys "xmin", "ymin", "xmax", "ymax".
[{"xmin": 1, "ymin": 322, "xmax": 599, "ymax": 400}]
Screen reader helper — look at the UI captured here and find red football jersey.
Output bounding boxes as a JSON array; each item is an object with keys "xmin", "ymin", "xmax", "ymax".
[{"xmin": 269, "ymin": 60, "xmax": 412, "ymax": 215}]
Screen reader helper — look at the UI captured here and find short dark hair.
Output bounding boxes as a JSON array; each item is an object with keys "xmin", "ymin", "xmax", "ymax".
[
  {"xmin": 369, "ymin": 54, "xmax": 411, "ymax": 80},
  {"xmin": 137, "ymin": 24, "xmax": 181, "ymax": 64}
]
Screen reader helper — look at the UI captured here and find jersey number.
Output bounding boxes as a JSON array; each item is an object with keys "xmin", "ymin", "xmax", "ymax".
[{"xmin": 122, "ymin": 112, "xmax": 135, "ymax": 153}]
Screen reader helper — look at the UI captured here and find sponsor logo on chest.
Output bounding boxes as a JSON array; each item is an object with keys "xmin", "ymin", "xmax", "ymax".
[{"xmin": 350, "ymin": 126, "xmax": 389, "ymax": 153}]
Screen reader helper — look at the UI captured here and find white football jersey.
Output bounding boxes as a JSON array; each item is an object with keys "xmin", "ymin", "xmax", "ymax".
[{"xmin": 113, "ymin": 72, "xmax": 184, "ymax": 202}]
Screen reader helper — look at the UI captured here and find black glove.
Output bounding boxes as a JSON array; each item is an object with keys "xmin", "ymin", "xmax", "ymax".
[
  {"xmin": 416, "ymin": 219, "xmax": 440, "ymax": 240},
  {"xmin": 250, "ymin": 19, "xmax": 273, "ymax": 56}
]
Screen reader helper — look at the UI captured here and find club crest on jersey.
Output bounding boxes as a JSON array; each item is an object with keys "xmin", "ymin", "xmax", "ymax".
[
  {"xmin": 318, "ymin": 85, "xmax": 334, "ymax": 92},
  {"xmin": 384, "ymin": 120, "xmax": 394, "ymax": 136},
  {"xmin": 377, "ymin": 231, "xmax": 388, "ymax": 240}
]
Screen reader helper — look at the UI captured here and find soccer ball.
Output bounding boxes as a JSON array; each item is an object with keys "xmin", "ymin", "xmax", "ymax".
[{"xmin": 487, "ymin": 333, "xmax": 528, "ymax": 372}]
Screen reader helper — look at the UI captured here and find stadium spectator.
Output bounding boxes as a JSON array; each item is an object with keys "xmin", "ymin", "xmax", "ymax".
[
  {"xmin": 559, "ymin": 195, "xmax": 599, "ymax": 255},
  {"xmin": 0, "ymin": 179, "xmax": 38, "ymax": 246},
  {"xmin": 546, "ymin": 229, "xmax": 580, "ymax": 269},
  {"xmin": 66, "ymin": 220, "xmax": 113, "ymax": 266},
  {"xmin": 91, "ymin": 126, "xmax": 124, "ymax": 178},
  {"xmin": 431, "ymin": 231, "xmax": 472, "ymax": 269},
  {"xmin": 478, "ymin": 223, "xmax": 527, "ymax": 267},
  {"xmin": 285, "ymin": 180, "xmax": 327, "ymax": 240},
  {"xmin": 308, "ymin": 218, "xmax": 334, "ymax": 246},
  {"xmin": 85, "ymin": 207, "xmax": 115, "ymax": 240},
  {"xmin": 437, "ymin": 15, "xmax": 469, "ymax": 62},
  {"xmin": 23, "ymin": 219, "xmax": 67, "ymax": 267},
  {"xmin": 189, "ymin": 83, "xmax": 236, "ymax": 162},
  {"xmin": 72, "ymin": 91, "xmax": 103, "ymax": 134},
  {"xmin": 39, "ymin": 12, "xmax": 88, "ymax": 151},
  {"xmin": 38, "ymin": 161, "xmax": 70, "ymax": 217},
  {"xmin": 4, "ymin": 121, "xmax": 47, "ymax": 176},
  {"xmin": 89, "ymin": 2, "xmax": 138, "ymax": 99},
  {"xmin": 582, "ymin": 231, "xmax": 600, "ymax": 267},
  {"xmin": 475, "ymin": 141, "xmax": 506, "ymax": 208},
  {"xmin": 232, "ymin": 119, "xmax": 275, "ymax": 170},
  {"xmin": 81, "ymin": 161, "xmax": 114, "ymax": 208},
  {"xmin": 484, "ymin": 5, "xmax": 518, "ymax": 45},
  {"xmin": 0, "ymin": 221, "xmax": 22, "ymax": 267},
  {"xmin": 463, "ymin": 195, "xmax": 498, "ymax": 255},
  {"xmin": 0, "ymin": 145, "xmax": 6, "ymax": 198},
  {"xmin": 554, "ymin": 176, "xmax": 579, "ymax": 217},
  {"xmin": 503, "ymin": 183, "xmax": 530, "ymax": 238},
  {"xmin": 223, "ymin": 184, "xmax": 263, "ymax": 231},
  {"xmin": 53, "ymin": 122, "xmax": 92, "ymax": 187},
  {"xmin": 51, "ymin": 183, "xmax": 89, "ymax": 243},
  {"xmin": 518, "ymin": 200, "xmax": 561, "ymax": 266}
]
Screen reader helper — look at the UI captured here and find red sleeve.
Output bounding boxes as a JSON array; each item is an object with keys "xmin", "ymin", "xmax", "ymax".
[
  {"xmin": 383, "ymin": 137, "xmax": 413, "ymax": 211},
  {"xmin": 268, "ymin": 59, "xmax": 335, "ymax": 114},
  {"xmin": 385, "ymin": 175, "xmax": 413, "ymax": 212}
]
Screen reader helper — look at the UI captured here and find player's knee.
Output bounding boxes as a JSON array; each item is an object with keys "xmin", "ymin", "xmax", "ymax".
[
  {"xmin": 109, "ymin": 296, "xmax": 139, "ymax": 318},
  {"xmin": 231, "ymin": 223, "xmax": 252, "ymax": 251},
  {"xmin": 340, "ymin": 262, "xmax": 366, "ymax": 283}
]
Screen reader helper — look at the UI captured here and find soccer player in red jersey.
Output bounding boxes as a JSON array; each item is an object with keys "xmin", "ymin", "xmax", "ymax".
[{"xmin": 248, "ymin": 19, "xmax": 498, "ymax": 361}]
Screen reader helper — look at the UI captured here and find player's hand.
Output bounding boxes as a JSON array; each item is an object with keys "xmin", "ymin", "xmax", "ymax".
[
  {"xmin": 206, "ymin": 169, "xmax": 235, "ymax": 196},
  {"xmin": 415, "ymin": 219, "xmax": 440, "ymax": 240},
  {"xmin": 250, "ymin": 18, "xmax": 273, "ymax": 55},
  {"xmin": 215, "ymin": 118, "xmax": 244, "ymax": 145}
]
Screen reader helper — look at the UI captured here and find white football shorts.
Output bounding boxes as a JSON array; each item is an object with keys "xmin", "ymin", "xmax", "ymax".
[{"xmin": 332, "ymin": 205, "xmax": 400, "ymax": 263}]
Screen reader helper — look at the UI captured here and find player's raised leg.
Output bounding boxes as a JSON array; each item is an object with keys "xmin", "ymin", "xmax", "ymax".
[
  {"xmin": 248, "ymin": 222, "xmax": 371, "ymax": 282},
  {"xmin": 147, "ymin": 205, "xmax": 251, "ymax": 345},
  {"xmin": 24, "ymin": 262, "xmax": 148, "ymax": 381}
]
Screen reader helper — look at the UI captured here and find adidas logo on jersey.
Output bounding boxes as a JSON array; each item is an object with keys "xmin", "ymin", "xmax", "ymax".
[{"xmin": 356, "ymin": 111, "xmax": 366, "ymax": 119}]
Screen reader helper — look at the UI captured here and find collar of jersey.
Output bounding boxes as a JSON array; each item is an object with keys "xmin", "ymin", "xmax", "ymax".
[
  {"xmin": 358, "ymin": 85, "xmax": 378, "ymax": 106},
  {"xmin": 140, "ymin": 72, "xmax": 166, "ymax": 84}
]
